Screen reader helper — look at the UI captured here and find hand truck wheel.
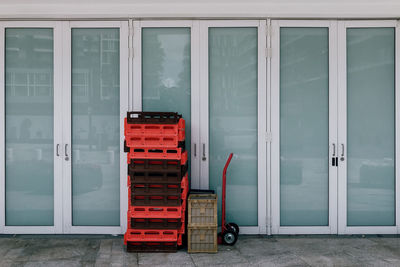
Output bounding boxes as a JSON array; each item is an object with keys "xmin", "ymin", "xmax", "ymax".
[
  {"xmin": 222, "ymin": 229, "xmax": 238, "ymax": 246},
  {"xmin": 226, "ymin": 222, "xmax": 239, "ymax": 234}
]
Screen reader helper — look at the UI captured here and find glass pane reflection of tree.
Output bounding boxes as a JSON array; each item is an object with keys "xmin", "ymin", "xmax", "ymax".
[{"xmin": 142, "ymin": 28, "xmax": 192, "ymax": 175}]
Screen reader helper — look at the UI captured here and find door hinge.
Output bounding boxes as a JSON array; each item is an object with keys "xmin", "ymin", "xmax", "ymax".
[
  {"xmin": 266, "ymin": 25, "xmax": 272, "ymax": 37},
  {"xmin": 265, "ymin": 132, "xmax": 272, "ymax": 142},
  {"xmin": 128, "ymin": 26, "xmax": 134, "ymax": 58},
  {"xmin": 129, "ymin": 26, "xmax": 134, "ymax": 38},
  {"xmin": 265, "ymin": 47, "xmax": 272, "ymax": 59}
]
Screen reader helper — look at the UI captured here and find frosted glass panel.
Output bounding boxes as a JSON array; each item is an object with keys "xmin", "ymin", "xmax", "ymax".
[
  {"xmin": 280, "ymin": 28, "xmax": 329, "ymax": 226},
  {"xmin": 142, "ymin": 28, "xmax": 191, "ymax": 173},
  {"xmin": 209, "ymin": 27, "xmax": 258, "ymax": 226},
  {"xmin": 71, "ymin": 28, "xmax": 120, "ymax": 226},
  {"xmin": 347, "ymin": 28, "xmax": 395, "ymax": 226},
  {"xmin": 5, "ymin": 28, "xmax": 54, "ymax": 226}
]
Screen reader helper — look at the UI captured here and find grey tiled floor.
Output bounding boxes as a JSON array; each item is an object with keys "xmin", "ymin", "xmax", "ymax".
[{"xmin": 0, "ymin": 235, "xmax": 400, "ymax": 266}]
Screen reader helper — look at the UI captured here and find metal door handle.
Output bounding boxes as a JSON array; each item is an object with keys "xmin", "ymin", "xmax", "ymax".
[
  {"xmin": 56, "ymin": 144, "xmax": 60, "ymax": 157},
  {"xmin": 202, "ymin": 143, "xmax": 206, "ymax": 161},
  {"xmin": 332, "ymin": 143, "xmax": 336, "ymax": 156},
  {"xmin": 341, "ymin": 144, "xmax": 344, "ymax": 157},
  {"xmin": 340, "ymin": 143, "xmax": 345, "ymax": 161},
  {"xmin": 194, "ymin": 143, "xmax": 197, "ymax": 157},
  {"xmin": 65, "ymin": 144, "xmax": 69, "ymax": 161}
]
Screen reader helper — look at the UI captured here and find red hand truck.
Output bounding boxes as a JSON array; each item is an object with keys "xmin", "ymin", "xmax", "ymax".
[{"xmin": 218, "ymin": 153, "xmax": 239, "ymax": 245}]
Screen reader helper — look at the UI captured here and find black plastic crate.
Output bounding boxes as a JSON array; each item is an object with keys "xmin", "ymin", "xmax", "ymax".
[
  {"xmin": 131, "ymin": 183, "xmax": 182, "ymax": 196},
  {"xmin": 130, "ymin": 194, "xmax": 183, "ymax": 207},
  {"xmin": 127, "ymin": 111, "xmax": 182, "ymax": 124},
  {"xmin": 129, "ymin": 218, "xmax": 182, "ymax": 230},
  {"xmin": 128, "ymin": 159, "xmax": 187, "ymax": 184}
]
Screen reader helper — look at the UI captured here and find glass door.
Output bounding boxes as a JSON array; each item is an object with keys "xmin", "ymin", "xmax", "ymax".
[
  {"xmin": 133, "ymin": 20, "xmax": 200, "ymax": 189},
  {"xmin": 0, "ymin": 22, "xmax": 63, "ymax": 234},
  {"xmin": 199, "ymin": 21, "xmax": 267, "ymax": 234},
  {"xmin": 62, "ymin": 21, "xmax": 128, "ymax": 234},
  {"xmin": 337, "ymin": 21, "xmax": 399, "ymax": 234},
  {"xmin": 271, "ymin": 20, "xmax": 338, "ymax": 234}
]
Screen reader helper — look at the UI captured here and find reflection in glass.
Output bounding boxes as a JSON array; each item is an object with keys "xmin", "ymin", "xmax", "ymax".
[
  {"xmin": 72, "ymin": 28, "xmax": 120, "ymax": 226},
  {"xmin": 280, "ymin": 28, "xmax": 329, "ymax": 226},
  {"xmin": 347, "ymin": 28, "xmax": 395, "ymax": 226},
  {"xmin": 209, "ymin": 28, "xmax": 258, "ymax": 226},
  {"xmin": 5, "ymin": 28, "xmax": 54, "ymax": 226},
  {"xmin": 142, "ymin": 28, "xmax": 191, "ymax": 174}
]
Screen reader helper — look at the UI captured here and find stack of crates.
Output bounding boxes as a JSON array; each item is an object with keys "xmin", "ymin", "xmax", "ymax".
[
  {"xmin": 123, "ymin": 112, "xmax": 188, "ymax": 252},
  {"xmin": 187, "ymin": 194, "xmax": 218, "ymax": 253}
]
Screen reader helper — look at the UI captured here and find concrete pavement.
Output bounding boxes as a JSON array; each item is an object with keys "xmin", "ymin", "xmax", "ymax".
[{"xmin": 0, "ymin": 235, "xmax": 399, "ymax": 266}]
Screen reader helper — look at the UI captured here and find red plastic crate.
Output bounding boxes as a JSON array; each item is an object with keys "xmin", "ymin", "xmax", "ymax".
[
  {"xmin": 178, "ymin": 219, "xmax": 185, "ymax": 234},
  {"xmin": 125, "ymin": 134, "xmax": 185, "ymax": 148},
  {"xmin": 124, "ymin": 229, "xmax": 178, "ymax": 243},
  {"xmin": 129, "ymin": 199, "xmax": 186, "ymax": 219},
  {"xmin": 127, "ymin": 149, "xmax": 187, "ymax": 164},
  {"xmin": 124, "ymin": 117, "xmax": 185, "ymax": 136},
  {"xmin": 178, "ymin": 234, "xmax": 182, "ymax": 246},
  {"xmin": 181, "ymin": 176, "xmax": 189, "ymax": 200}
]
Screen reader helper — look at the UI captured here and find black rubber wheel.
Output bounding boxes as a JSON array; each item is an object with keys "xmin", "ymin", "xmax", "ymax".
[
  {"xmin": 222, "ymin": 230, "xmax": 238, "ymax": 246},
  {"xmin": 226, "ymin": 222, "xmax": 239, "ymax": 234}
]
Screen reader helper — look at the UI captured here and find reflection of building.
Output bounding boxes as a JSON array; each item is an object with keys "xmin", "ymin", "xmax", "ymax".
[
  {"xmin": 72, "ymin": 69, "xmax": 90, "ymax": 102},
  {"xmin": 6, "ymin": 69, "xmax": 53, "ymax": 98},
  {"xmin": 5, "ymin": 32, "xmax": 55, "ymax": 166},
  {"xmin": 72, "ymin": 31, "xmax": 119, "ymax": 103},
  {"xmin": 71, "ymin": 30, "xmax": 120, "ymax": 150},
  {"xmin": 100, "ymin": 32, "xmax": 119, "ymax": 100},
  {"xmin": 5, "ymin": 67, "xmax": 54, "ymax": 144},
  {"xmin": 5, "ymin": 29, "xmax": 53, "ymax": 101}
]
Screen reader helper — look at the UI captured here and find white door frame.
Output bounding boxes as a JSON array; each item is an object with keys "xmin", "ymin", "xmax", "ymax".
[
  {"xmin": 132, "ymin": 20, "xmax": 201, "ymax": 190},
  {"xmin": 198, "ymin": 20, "xmax": 267, "ymax": 235},
  {"xmin": 270, "ymin": 20, "xmax": 338, "ymax": 235},
  {"xmin": 62, "ymin": 21, "xmax": 128, "ymax": 234},
  {"xmin": 337, "ymin": 20, "xmax": 400, "ymax": 235},
  {"xmin": 0, "ymin": 21, "xmax": 64, "ymax": 234}
]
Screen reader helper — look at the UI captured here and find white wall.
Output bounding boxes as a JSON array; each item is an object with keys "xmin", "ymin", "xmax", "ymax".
[{"xmin": 0, "ymin": 0, "xmax": 399, "ymax": 19}]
